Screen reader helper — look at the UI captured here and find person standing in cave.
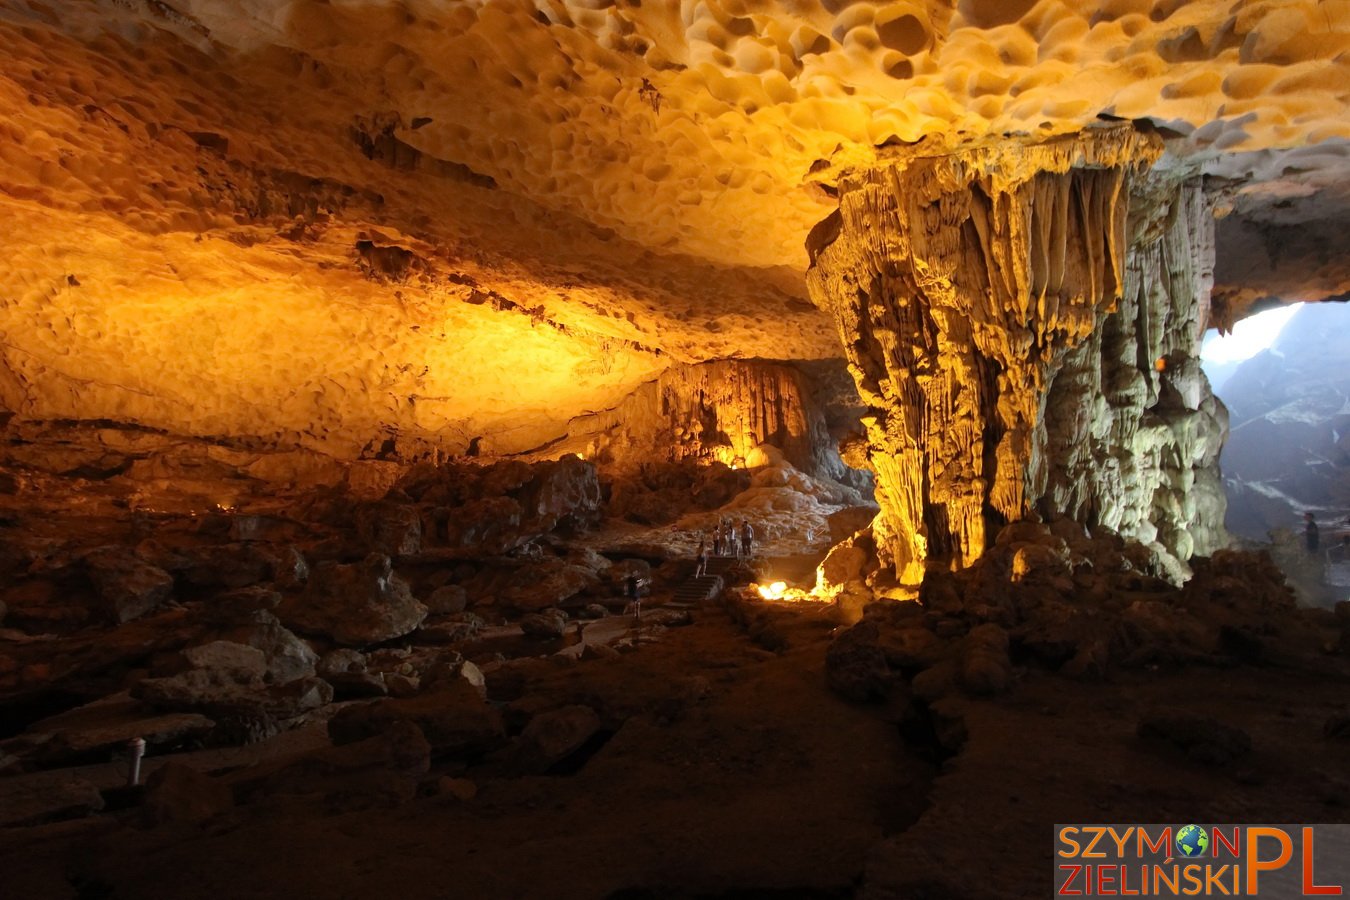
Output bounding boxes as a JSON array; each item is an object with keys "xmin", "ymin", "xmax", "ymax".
[
  {"xmin": 712, "ymin": 522, "xmax": 723, "ymax": 557},
  {"xmin": 695, "ymin": 536, "xmax": 708, "ymax": 578},
  {"xmin": 627, "ymin": 574, "xmax": 642, "ymax": 625},
  {"xmin": 1305, "ymin": 512, "xmax": 1320, "ymax": 553},
  {"xmin": 740, "ymin": 519, "xmax": 754, "ymax": 558}
]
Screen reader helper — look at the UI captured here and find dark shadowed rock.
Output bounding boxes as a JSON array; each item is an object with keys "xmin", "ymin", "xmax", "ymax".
[
  {"xmin": 355, "ymin": 501, "xmax": 422, "ymax": 556},
  {"xmin": 180, "ymin": 640, "xmax": 269, "ymax": 679},
  {"xmin": 500, "ymin": 705, "xmax": 601, "ymax": 774},
  {"xmin": 134, "ymin": 669, "xmax": 332, "ymax": 743},
  {"xmin": 218, "ymin": 612, "xmax": 318, "ymax": 684},
  {"xmin": 278, "ymin": 553, "xmax": 427, "ymax": 646},
  {"xmin": 274, "ymin": 546, "xmax": 309, "ymax": 590},
  {"xmin": 425, "ymin": 584, "xmax": 468, "ymax": 615},
  {"xmin": 199, "ymin": 586, "xmax": 281, "ymax": 626},
  {"xmin": 83, "ymin": 547, "xmax": 174, "ymax": 623},
  {"xmin": 0, "ymin": 775, "xmax": 104, "ymax": 827},
  {"xmin": 500, "ymin": 559, "xmax": 597, "ymax": 611},
  {"xmin": 317, "ymin": 648, "xmax": 367, "ymax": 678},
  {"xmin": 520, "ymin": 608, "xmax": 568, "ymax": 639},
  {"xmin": 328, "ymin": 681, "xmax": 504, "ymax": 759},
  {"xmin": 140, "ymin": 762, "xmax": 235, "ymax": 827},
  {"xmin": 234, "ymin": 718, "xmax": 431, "ymax": 811},
  {"xmin": 177, "ymin": 543, "xmax": 279, "ymax": 589},
  {"xmin": 1137, "ymin": 712, "xmax": 1253, "ymax": 765},
  {"xmin": 826, "ymin": 620, "xmax": 893, "ymax": 702},
  {"xmin": 12, "ymin": 694, "xmax": 215, "ymax": 766},
  {"xmin": 959, "ymin": 623, "xmax": 1012, "ymax": 696}
]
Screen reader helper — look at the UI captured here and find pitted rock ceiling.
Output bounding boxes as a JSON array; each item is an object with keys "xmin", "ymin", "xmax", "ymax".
[{"xmin": 1, "ymin": 0, "xmax": 1348, "ymax": 455}]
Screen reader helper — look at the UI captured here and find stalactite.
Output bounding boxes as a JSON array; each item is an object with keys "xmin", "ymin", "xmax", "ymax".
[{"xmin": 807, "ymin": 125, "xmax": 1226, "ymax": 584}]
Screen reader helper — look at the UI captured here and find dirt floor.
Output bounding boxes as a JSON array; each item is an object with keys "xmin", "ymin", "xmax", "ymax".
[{"xmin": 3, "ymin": 597, "xmax": 1348, "ymax": 900}]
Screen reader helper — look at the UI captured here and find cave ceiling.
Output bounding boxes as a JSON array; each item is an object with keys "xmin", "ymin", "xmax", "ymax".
[{"xmin": 1, "ymin": 0, "xmax": 1348, "ymax": 455}]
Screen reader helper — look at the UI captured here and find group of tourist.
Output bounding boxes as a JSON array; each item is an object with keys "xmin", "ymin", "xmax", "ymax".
[{"xmin": 693, "ymin": 518, "xmax": 754, "ymax": 577}]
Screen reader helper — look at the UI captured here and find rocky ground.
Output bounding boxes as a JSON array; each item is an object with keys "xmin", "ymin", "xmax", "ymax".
[{"xmin": 1, "ymin": 431, "xmax": 1349, "ymax": 899}]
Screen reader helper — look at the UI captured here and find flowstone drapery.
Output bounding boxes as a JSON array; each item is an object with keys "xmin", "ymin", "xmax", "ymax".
[{"xmin": 806, "ymin": 126, "xmax": 1227, "ymax": 584}]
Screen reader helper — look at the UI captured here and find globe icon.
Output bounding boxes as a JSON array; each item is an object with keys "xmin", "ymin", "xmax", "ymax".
[{"xmin": 1176, "ymin": 825, "xmax": 1209, "ymax": 858}]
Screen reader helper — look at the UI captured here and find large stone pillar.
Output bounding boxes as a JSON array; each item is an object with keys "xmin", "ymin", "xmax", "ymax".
[{"xmin": 806, "ymin": 125, "xmax": 1226, "ymax": 584}]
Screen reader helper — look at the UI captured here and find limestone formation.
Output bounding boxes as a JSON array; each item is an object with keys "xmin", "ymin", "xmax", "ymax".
[
  {"xmin": 808, "ymin": 124, "xmax": 1227, "ymax": 583},
  {"xmin": 562, "ymin": 360, "xmax": 832, "ymax": 475}
]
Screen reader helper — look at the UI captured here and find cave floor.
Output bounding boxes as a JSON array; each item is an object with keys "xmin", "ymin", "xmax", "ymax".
[{"xmin": 2, "ymin": 602, "xmax": 1347, "ymax": 900}]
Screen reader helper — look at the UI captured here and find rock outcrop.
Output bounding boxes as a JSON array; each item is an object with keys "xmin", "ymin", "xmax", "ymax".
[
  {"xmin": 278, "ymin": 554, "xmax": 427, "ymax": 647},
  {"xmin": 807, "ymin": 125, "xmax": 1227, "ymax": 583}
]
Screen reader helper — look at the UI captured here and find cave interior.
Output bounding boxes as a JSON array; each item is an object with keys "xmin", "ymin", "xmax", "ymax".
[{"xmin": 1, "ymin": 1, "xmax": 1350, "ymax": 897}]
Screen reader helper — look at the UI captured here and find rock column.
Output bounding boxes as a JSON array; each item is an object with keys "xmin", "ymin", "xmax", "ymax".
[{"xmin": 807, "ymin": 126, "xmax": 1226, "ymax": 584}]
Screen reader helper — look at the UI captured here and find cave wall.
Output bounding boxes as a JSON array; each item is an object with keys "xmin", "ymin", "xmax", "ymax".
[
  {"xmin": 806, "ymin": 125, "xmax": 1227, "ymax": 583},
  {"xmin": 559, "ymin": 359, "xmax": 836, "ymax": 477}
]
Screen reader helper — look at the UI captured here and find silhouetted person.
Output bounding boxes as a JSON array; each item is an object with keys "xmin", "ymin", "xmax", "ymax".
[
  {"xmin": 1305, "ymin": 512, "xmax": 1320, "ymax": 553},
  {"xmin": 695, "ymin": 537, "xmax": 708, "ymax": 578},
  {"xmin": 740, "ymin": 519, "xmax": 754, "ymax": 558},
  {"xmin": 712, "ymin": 523, "xmax": 723, "ymax": 557},
  {"xmin": 627, "ymin": 574, "xmax": 641, "ymax": 624}
]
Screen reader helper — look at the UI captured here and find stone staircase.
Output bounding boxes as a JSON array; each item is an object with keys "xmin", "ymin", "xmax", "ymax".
[{"xmin": 670, "ymin": 555, "xmax": 738, "ymax": 608}]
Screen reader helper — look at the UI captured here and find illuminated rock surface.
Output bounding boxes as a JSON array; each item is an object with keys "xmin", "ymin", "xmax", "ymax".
[
  {"xmin": 1, "ymin": 1, "xmax": 1349, "ymax": 458},
  {"xmin": 807, "ymin": 126, "xmax": 1226, "ymax": 581}
]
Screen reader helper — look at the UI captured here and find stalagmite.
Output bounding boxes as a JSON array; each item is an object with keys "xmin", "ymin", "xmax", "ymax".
[{"xmin": 806, "ymin": 125, "xmax": 1227, "ymax": 584}]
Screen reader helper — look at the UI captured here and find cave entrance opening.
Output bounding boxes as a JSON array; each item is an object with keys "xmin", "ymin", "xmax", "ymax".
[{"xmin": 1200, "ymin": 300, "xmax": 1350, "ymax": 606}]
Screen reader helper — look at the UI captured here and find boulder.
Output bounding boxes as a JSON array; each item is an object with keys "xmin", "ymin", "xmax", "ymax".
[
  {"xmin": 425, "ymin": 584, "xmax": 468, "ymax": 615},
  {"xmin": 14, "ymin": 695, "xmax": 215, "ymax": 766},
  {"xmin": 355, "ymin": 501, "xmax": 422, "ymax": 556},
  {"xmin": 503, "ymin": 705, "xmax": 601, "ymax": 774},
  {"xmin": 83, "ymin": 547, "xmax": 174, "ymax": 623},
  {"xmin": 219, "ymin": 613, "xmax": 318, "ymax": 684},
  {"xmin": 199, "ymin": 586, "xmax": 281, "ymax": 625},
  {"xmin": 134, "ymin": 669, "xmax": 332, "ymax": 742},
  {"xmin": 140, "ymin": 762, "xmax": 235, "ymax": 827},
  {"xmin": 825, "ymin": 620, "xmax": 892, "ymax": 702},
  {"xmin": 181, "ymin": 640, "xmax": 269, "ymax": 679},
  {"xmin": 385, "ymin": 673, "xmax": 421, "ymax": 698},
  {"xmin": 500, "ymin": 559, "xmax": 597, "ymax": 611},
  {"xmin": 327, "ymin": 681, "xmax": 504, "ymax": 759},
  {"xmin": 0, "ymin": 775, "xmax": 104, "ymax": 827},
  {"xmin": 876, "ymin": 620, "xmax": 944, "ymax": 670},
  {"xmin": 517, "ymin": 454, "xmax": 602, "ymax": 532},
  {"xmin": 421, "ymin": 653, "xmax": 485, "ymax": 697},
  {"xmin": 273, "ymin": 546, "xmax": 309, "ymax": 590},
  {"xmin": 317, "ymin": 648, "xmax": 367, "ymax": 678},
  {"xmin": 520, "ymin": 608, "xmax": 568, "ymax": 639},
  {"xmin": 443, "ymin": 496, "xmax": 525, "ymax": 553},
  {"xmin": 1137, "ymin": 713, "xmax": 1253, "ymax": 765},
  {"xmin": 958, "ymin": 623, "xmax": 1012, "ymax": 696},
  {"xmin": 278, "ymin": 553, "xmax": 427, "ymax": 646},
  {"xmin": 234, "ymin": 718, "xmax": 431, "ymax": 811},
  {"xmin": 177, "ymin": 544, "xmax": 279, "ymax": 589},
  {"xmin": 326, "ymin": 671, "xmax": 389, "ymax": 700}
]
